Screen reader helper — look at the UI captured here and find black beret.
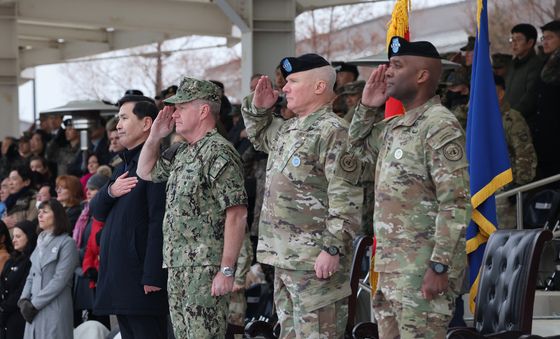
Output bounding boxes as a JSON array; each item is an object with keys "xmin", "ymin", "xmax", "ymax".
[
  {"xmin": 124, "ymin": 89, "xmax": 144, "ymax": 96},
  {"xmin": 388, "ymin": 36, "xmax": 442, "ymax": 60},
  {"xmin": 331, "ymin": 61, "xmax": 359, "ymax": 77},
  {"xmin": 280, "ymin": 53, "xmax": 330, "ymax": 78}
]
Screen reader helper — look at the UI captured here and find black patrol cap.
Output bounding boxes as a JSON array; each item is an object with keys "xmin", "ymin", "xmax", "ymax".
[
  {"xmin": 388, "ymin": 36, "xmax": 442, "ymax": 60},
  {"xmin": 280, "ymin": 53, "xmax": 331, "ymax": 78},
  {"xmin": 331, "ymin": 61, "xmax": 359, "ymax": 78}
]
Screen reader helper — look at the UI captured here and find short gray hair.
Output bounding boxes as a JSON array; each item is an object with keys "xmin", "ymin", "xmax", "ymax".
[{"xmin": 193, "ymin": 99, "xmax": 221, "ymax": 121}]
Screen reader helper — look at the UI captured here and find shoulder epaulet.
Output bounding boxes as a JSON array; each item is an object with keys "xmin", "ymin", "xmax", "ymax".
[{"xmin": 161, "ymin": 143, "xmax": 182, "ymax": 162}]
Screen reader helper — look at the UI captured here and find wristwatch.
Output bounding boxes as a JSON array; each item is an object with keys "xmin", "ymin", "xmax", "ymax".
[
  {"xmin": 323, "ymin": 245, "xmax": 340, "ymax": 256},
  {"xmin": 221, "ymin": 266, "xmax": 234, "ymax": 277},
  {"xmin": 430, "ymin": 261, "xmax": 449, "ymax": 275}
]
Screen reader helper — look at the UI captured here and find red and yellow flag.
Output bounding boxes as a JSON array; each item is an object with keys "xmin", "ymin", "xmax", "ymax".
[{"xmin": 384, "ymin": 0, "xmax": 410, "ymax": 118}]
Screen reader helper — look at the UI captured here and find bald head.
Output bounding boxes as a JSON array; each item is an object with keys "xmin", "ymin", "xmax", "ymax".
[
  {"xmin": 283, "ymin": 65, "xmax": 336, "ymax": 116},
  {"xmin": 419, "ymin": 57, "xmax": 442, "ymax": 92},
  {"xmin": 307, "ymin": 65, "xmax": 337, "ymax": 95}
]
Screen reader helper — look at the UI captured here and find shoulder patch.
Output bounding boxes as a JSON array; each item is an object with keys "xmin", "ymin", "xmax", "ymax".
[
  {"xmin": 209, "ymin": 154, "xmax": 230, "ymax": 180},
  {"xmin": 339, "ymin": 152, "xmax": 358, "ymax": 172},
  {"xmin": 442, "ymin": 142, "xmax": 463, "ymax": 161}
]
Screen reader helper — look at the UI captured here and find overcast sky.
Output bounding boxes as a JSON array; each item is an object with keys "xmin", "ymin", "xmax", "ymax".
[{"xmin": 18, "ymin": 0, "xmax": 464, "ymax": 123}]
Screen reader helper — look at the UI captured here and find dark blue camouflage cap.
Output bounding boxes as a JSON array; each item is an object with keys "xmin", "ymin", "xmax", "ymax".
[
  {"xmin": 163, "ymin": 77, "xmax": 221, "ymax": 105},
  {"xmin": 280, "ymin": 53, "xmax": 331, "ymax": 78},
  {"xmin": 388, "ymin": 36, "xmax": 442, "ymax": 60}
]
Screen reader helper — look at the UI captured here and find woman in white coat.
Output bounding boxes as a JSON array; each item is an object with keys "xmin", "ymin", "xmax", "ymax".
[{"xmin": 18, "ymin": 198, "xmax": 78, "ymax": 339}]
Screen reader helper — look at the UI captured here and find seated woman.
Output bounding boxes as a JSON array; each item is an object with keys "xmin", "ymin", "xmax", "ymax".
[
  {"xmin": 55, "ymin": 175, "xmax": 83, "ymax": 233},
  {"xmin": 2, "ymin": 167, "xmax": 37, "ymax": 229},
  {"xmin": 0, "ymin": 220, "xmax": 37, "ymax": 339},
  {"xmin": 18, "ymin": 199, "xmax": 78, "ymax": 339}
]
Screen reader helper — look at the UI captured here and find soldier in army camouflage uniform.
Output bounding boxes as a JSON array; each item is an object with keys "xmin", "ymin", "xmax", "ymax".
[
  {"xmin": 493, "ymin": 75, "xmax": 537, "ymax": 228},
  {"xmin": 449, "ymin": 75, "xmax": 536, "ymax": 229},
  {"xmin": 337, "ymin": 80, "xmax": 379, "ymax": 236},
  {"xmin": 348, "ymin": 37, "xmax": 470, "ymax": 339},
  {"xmin": 241, "ymin": 53, "xmax": 363, "ymax": 338},
  {"xmin": 137, "ymin": 77, "xmax": 248, "ymax": 339},
  {"xmin": 228, "ymin": 234, "xmax": 253, "ymax": 338}
]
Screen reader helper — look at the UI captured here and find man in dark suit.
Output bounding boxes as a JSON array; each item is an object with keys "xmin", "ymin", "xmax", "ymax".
[{"xmin": 90, "ymin": 95, "xmax": 168, "ymax": 339}]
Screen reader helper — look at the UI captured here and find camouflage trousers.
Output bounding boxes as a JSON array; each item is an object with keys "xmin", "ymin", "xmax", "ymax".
[
  {"xmin": 274, "ymin": 268, "xmax": 349, "ymax": 339},
  {"xmin": 372, "ymin": 272, "xmax": 457, "ymax": 339},
  {"xmin": 167, "ymin": 266, "xmax": 228, "ymax": 339},
  {"xmin": 496, "ymin": 196, "xmax": 518, "ymax": 229},
  {"xmin": 227, "ymin": 288, "xmax": 247, "ymax": 339}
]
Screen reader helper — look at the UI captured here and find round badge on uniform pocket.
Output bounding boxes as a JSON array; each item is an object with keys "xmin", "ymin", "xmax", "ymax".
[
  {"xmin": 292, "ymin": 156, "xmax": 301, "ymax": 167},
  {"xmin": 394, "ymin": 149, "xmax": 403, "ymax": 160}
]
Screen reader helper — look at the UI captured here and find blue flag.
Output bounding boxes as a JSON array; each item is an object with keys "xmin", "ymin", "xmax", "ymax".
[{"xmin": 465, "ymin": 0, "xmax": 513, "ymax": 313}]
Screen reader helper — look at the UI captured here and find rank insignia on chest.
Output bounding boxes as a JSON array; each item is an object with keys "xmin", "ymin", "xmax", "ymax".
[
  {"xmin": 394, "ymin": 148, "xmax": 403, "ymax": 160},
  {"xmin": 292, "ymin": 156, "xmax": 301, "ymax": 167}
]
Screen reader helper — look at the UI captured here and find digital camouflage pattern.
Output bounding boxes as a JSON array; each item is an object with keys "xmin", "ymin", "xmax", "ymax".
[
  {"xmin": 275, "ymin": 268, "xmax": 349, "ymax": 339},
  {"xmin": 241, "ymin": 92, "xmax": 363, "ymax": 331},
  {"xmin": 152, "ymin": 129, "xmax": 247, "ymax": 338},
  {"xmin": 167, "ymin": 265, "xmax": 228, "ymax": 338},
  {"xmin": 151, "ymin": 129, "xmax": 248, "ymax": 268},
  {"xmin": 228, "ymin": 234, "xmax": 253, "ymax": 330},
  {"xmin": 348, "ymin": 96, "xmax": 469, "ymax": 337},
  {"xmin": 497, "ymin": 102, "xmax": 537, "ymax": 229},
  {"xmin": 348, "ymin": 96, "xmax": 470, "ymax": 280},
  {"xmin": 372, "ymin": 273, "xmax": 457, "ymax": 339},
  {"xmin": 163, "ymin": 77, "xmax": 222, "ymax": 105},
  {"xmin": 241, "ymin": 94, "xmax": 362, "ymax": 272}
]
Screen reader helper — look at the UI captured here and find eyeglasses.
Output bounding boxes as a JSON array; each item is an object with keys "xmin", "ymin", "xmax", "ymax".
[{"xmin": 55, "ymin": 186, "xmax": 67, "ymax": 191}]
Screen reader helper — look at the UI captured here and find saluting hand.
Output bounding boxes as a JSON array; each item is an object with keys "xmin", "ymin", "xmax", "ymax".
[
  {"xmin": 361, "ymin": 64, "xmax": 389, "ymax": 108},
  {"xmin": 150, "ymin": 105, "xmax": 175, "ymax": 140},
  {"xmin": 252, "ymin": 76, "xmax": 279, "ymax": 110}
]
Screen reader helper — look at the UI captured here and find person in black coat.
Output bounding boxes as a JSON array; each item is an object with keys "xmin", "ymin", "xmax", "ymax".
[
  {"xmin": 89, "ymin": 95, "xmax": 168, "ymax": 339},
  {"xmin": 0, "ymin": 220, "xmax": 37, "ymax": 339}
]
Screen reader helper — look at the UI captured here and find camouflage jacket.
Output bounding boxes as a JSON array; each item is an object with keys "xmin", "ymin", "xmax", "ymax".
[
  {"xmin": 151, "ymin": 129, "xmax": 248, "ymax": 268},
  {"xmin": 452, "ymin": 102, "xmax": 536, "ymax": 186},
  {"xmin": 348, "ymin": 96, "xmax": 470, "ymax": 278},
  {"xmin": 241, "ymin": 95, "xmax": 363, "ymax": 271},
  {"xmin": 501, "ymin": 102, "xmax": 537, "ymax": 185}
]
